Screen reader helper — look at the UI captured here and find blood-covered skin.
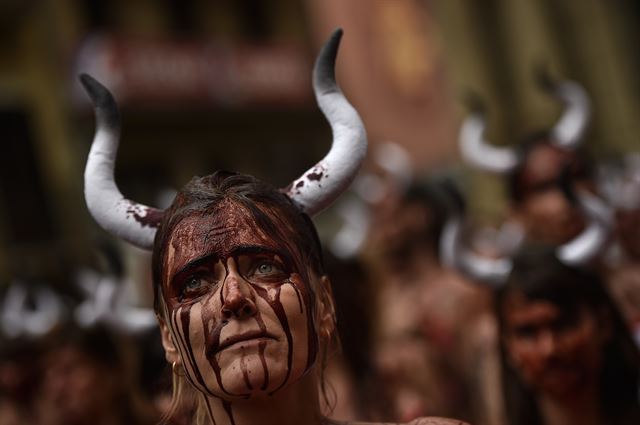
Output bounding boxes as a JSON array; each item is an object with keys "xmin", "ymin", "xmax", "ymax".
[
  {"xmin": 161, "ymin": 200, "xmax": 319, "ymax": 401},
  {"xmin": 502, "ymin": 291, "xmax": 605, "ymax": 399}
]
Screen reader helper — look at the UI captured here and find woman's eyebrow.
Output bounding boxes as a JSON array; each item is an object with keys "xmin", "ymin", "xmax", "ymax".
[
  {"xmin": 228, "ymin": 244, "xmax": 293, "ymax": 265},
  {"xmin": 228, "ymin": 244, "xmax": 278, "ymax": 257},
  {"xmin": 170, "ymin": 253, "xmax": 217, "ymax": 285}
]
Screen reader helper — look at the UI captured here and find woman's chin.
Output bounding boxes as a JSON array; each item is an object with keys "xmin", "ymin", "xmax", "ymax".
[{"xmin": 211, "ymin": 357, "xmax": 292, "ymax": 398}]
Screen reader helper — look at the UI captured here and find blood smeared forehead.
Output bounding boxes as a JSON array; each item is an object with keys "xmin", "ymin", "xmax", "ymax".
[{"xmin": 163, "ymin": 199, "xmax": 296, "ymax": 289}]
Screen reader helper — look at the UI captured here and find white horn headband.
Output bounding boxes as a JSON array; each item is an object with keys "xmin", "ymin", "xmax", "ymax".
[
  {"xmin": 440, "ymin": 190, "xmax": 612, "ymax": 287},
  {"xmin": 82, "ymin": 29, "xmax": 366, "ymax": 250},
  {"xmin": 75, "ymin": 269, "xmax": 157, "ymax": 334},
  {"xmin": 440, "ymin": 215, "xmax": 513, "ymax": 288},
  {"xmin": 540, "ymin": 73, "xmax": 591, "ymax": 149},
  {"xmin": 284, "ymin": 29, "xmax": 367, "ymax": 215},
  {"xmin": 458, "ymin": 110, "xmax": 519, "ymax": 174},
  {"xmin": 556, "ymin": 191, "xmax": 613, "ymax": 265},
  {"xmin": 80, "ymin": 74, "xmax": 163, "ymax": 250},
  {"xmin": 459, "ymin": 77, "xmax": 590, "ymax": 174},
  {"xmin": 1, "ymin": 282, "xmax": 64, "ymax": 339}
]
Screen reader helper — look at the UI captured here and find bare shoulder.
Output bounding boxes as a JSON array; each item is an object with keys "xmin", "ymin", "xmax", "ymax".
[
  {"xmin": 335, "ymin": 418, "xmax": 470, "ymax": 425},
  {"xmin": 407, "ymin": 418, "xmax": 470, "ymax": 425}
]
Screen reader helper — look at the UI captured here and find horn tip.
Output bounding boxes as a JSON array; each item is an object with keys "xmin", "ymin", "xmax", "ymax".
[
  {"xmin": 78, "ymin": 73, "xmax": 115, "ymax": 108},
  {"xmin": 313, "ymin": 29, "xmax": 344, "ymax": 96},
  {"xmin": 461, "ymin": 91, "xmax": 485, "ymax": 114},
  {"xmin": 533, "ymin": 63, "xmax": 555, "ymax": 91},
  {"xmin": 320, "ymin": 28, "xmax": 343, "ymax": 61},
  {"xmin": 326, "ymin": 28, "xmax": 343, "ymax": 53}
]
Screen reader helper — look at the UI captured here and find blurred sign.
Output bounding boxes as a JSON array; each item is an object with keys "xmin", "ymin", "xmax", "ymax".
[{"xmin": 73, "ymin": 34, "xmax": 313, "ymax": 108}]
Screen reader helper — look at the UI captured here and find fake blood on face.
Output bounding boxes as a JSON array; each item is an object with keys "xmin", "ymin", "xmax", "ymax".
[{"xmin": 162, "ymin": 201, "xmax": 319, "ymax": 401}]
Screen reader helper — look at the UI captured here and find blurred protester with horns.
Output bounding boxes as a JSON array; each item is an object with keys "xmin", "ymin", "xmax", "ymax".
[
  {"xmin": 459, "ymin": 70, "xmax": 593, "ymax": 246},
  {"xmin": 440, "ymin": 173, "xmax": 640, "ymax": 424},
  {"xmin": 363, "ymin": 174, "xmax": 492, "ymax": 423},
  {"xmin": 597, "ymin": 154, "xmax": 640, "ymax": 348},
  {"xmin": 496, "ymin": 247, "xmax": 640, "ymax": 425}
]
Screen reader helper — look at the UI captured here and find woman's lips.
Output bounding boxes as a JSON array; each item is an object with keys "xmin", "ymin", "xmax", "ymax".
[{"xmin": 216, "ymin": 330, "xmax": 276, "ymax": 353}]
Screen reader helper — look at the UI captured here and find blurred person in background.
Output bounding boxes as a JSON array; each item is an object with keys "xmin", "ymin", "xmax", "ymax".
[
  {"xmin": 364, "ymin": 178, "xmax": 491, "ymax": 423},
  {"xmin": 0, "ymin": 281, "xmax": 64, "ymax": 425},
  {"xmin": 496, "ymin": 246, "xmax": 640, "ymax": 425},
  {"xmin": 36, "ymin": 322, "xmax": 159, "ymax": 425},
  {"xmin": 594, "ymin": 155, "xmax": 640, "ymax": 351},
  {"xmin": 439, "ymin": 179, "xmax": 617, "ymax": 425},
  {"xmin": 320, "ymin": 251, "xmax": 391, "ymax": 422},
  {"xmin": 0, "ymin": 340, "xmax": 42, "ymax": 425},
  {"xmin": 504, "ymin": 132, "xmax": 593, "ymax": 245},
  {"xmin": 459, "ymin": 71, "xmax": 593, "ymax": 246}
]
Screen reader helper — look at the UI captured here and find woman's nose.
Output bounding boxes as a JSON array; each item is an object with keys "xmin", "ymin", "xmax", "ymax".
[{"xmin": 221, "ymin": 268, "xmax": 257, "ymax": 320}]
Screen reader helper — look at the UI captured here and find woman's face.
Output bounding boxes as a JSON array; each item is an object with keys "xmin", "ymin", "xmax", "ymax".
[
  {"xmin": 502, "ymin": 291, "xmax": 608, "ymax": 399},
  {"xmin": 160, "ymin": 204, "xmax": 319, "ymax": 400}
]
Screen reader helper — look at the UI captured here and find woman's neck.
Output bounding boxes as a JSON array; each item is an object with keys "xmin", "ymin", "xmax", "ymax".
[
  {"xmin": 538, "ymin": 384, "xmax": 604, "ymax": 425},
  {"xmin": 202, "ymin": 372, "xmax": 325, "ymax": 425}
]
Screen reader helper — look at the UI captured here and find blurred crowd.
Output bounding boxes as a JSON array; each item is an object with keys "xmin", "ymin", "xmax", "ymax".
[{"xmin": 2, "ymin": 22, "xmax": 640, "ymax": 425}]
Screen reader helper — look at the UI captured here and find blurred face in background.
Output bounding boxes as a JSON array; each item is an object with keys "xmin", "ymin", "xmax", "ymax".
[
  {"xmin": 0, "ymin": 350, "xmax": 39, "ymax": 403},
  {"xmin": 38, "ymin": 345, "xmax": 120, "ymax": 425},
  {"xmin": 369, "ymin": 199, "xmax": 432, "ymax": 263},
  {"xmin": 501, "ymin": 290, "xmax": 608, "ymax": 399},
  {"xmin": 512, "ymin": 143, "xmax": 585, "ymax": 244}
]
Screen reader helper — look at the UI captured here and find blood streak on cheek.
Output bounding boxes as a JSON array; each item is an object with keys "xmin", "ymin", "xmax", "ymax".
[
  {"xmin": 289, "ymin": 274, "xmax": 318, "ymax": 372},
  {"xmin": 200, "ymin": 299, "xmax": 250, "ymax": 398},
  {"xmin": 248, "ymin": 282, "xmax": 294, "ymax": 395},
  {"xmin": 170, "ymin": 304, "xmax": 213, "ymax": 396},
  {"xmin": 254, "ymin": 313, "xmax": 270, "ymax": 390}
]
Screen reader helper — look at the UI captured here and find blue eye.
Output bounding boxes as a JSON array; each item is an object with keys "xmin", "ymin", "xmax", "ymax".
[
  {"xmin": 257, "ymin": 263, "xmax": 274, "ymax": 274},
  {"xmin": 178, "ymin": 276, "xmax": 206, "ymax": 302},
  {"xmin": 186, "ymin": 277, "xmax": 202, "ymax": 290},
  {"xmin": 237, "ymin": 253, "xmax": 290, "ymax": 284}
]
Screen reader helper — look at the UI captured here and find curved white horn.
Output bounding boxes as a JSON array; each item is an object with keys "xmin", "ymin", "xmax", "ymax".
[
  {"xmin": 556, "ymin": 191, "xmax": 613, "ymax": 266},
  {"xmin": 75, "ymin": 270, "xmax": 157, "ymax": 334},
  {"xmin": 440, "ymin": 215, "xmax": 512, "ymax": 288},
  {"xmin": 1, "ymin": 283, "xmax": 64, "ymax": 338},
  {"xmin": 330, "ymin": 197, "xmax": 370, "ymax": 259},
  {"xmin": 80, "ymin": 74, "xmax": 163, "ymax": 250},
  {"xmin": 548, "ymin": 80, "xmax": 590, "ymax": 149},
  {"xmin": 285, "ymin": 29, "xmax": 367, "ymax": 215},
  {"xmin": 459, "ymin": 111, "xmax": 519, "ymax": 174},
  {"xmin": 109, "ymin": 306, "xmax": 158, "ymax": 334},
  {"xmin": 1, "ymin": 283, "xmax": 27, "ymax": 338},
  {"xmin": 23, "ymin": 287, "xmax": 64, "ymax": 337}
]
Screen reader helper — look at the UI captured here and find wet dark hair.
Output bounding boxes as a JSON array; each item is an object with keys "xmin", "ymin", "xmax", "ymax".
[
  {"xmin": 495, "ymin": 246, "xmax": 640, "ymax": 425},
  {"xmin": 507, "ymin": 131, "xmax": 592, "ymax": 204},
  {"xmin": 151, "ymin": 170, "xmax": 325, "ymax": 312}
]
